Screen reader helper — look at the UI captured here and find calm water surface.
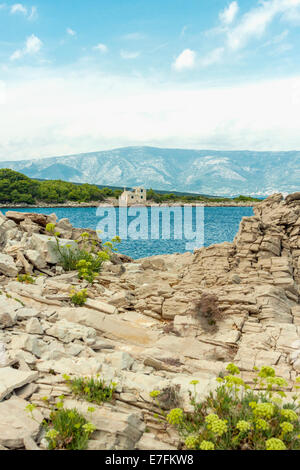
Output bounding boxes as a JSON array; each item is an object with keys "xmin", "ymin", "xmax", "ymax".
[{"xmin": 3, "ymin": 206, "xmax": 253, "ymax": 259}]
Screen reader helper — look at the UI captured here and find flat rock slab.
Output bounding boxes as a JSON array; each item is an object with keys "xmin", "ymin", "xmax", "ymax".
[
  {"xmin": 0, "ymin": 397, "xmax": 43, "ymax": 448},
  {"xmin": 0, "ymin": 367, "xmax": 38, "ymax": 401},
  {"xmin": 137, "ymin": 433, "xmax": 177, "ymax": 450},
  {"xmin": 63, "ymin": 398, "xmax": 144, "ymax": 450},
  {"xmin": 59, "ymin": 307, "xmax": 159, "ymax": 346}
]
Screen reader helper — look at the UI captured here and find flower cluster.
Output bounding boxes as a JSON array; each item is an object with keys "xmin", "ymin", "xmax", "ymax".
[
  {"xmin": 280, "ymin": 422, "xmax": 294, "ymax": 434},
  {"xmin": 150, "ymin": 363, "xmax": 300, "ymax": 451},
  {"xmin": 265, "ymin": 438, "xmax": 286, "ymax": 451},
  {"xmin": 70, "ymin": 288, "xmax": 88, "ymax": 306},
  {"xmin": 200, "ymin": 440, "xmax": 215, "ymax": 450},
  {"xmin": 185, "ymin": 436, "xmax": 199, "ymax": 449},
  {"xmin": 280, "ymin": 409, "xmax": 298, "ymax": 422},
  {"xmin": 166, "ymin": 408, "xmax": 184, "ymax": 426},
  {"xmin": 236, "ymin": 420, "xmax": 252, "ymax": 433},
  {"xmin": 223, "ymin": 375, "xmax": 246, "ymax": 387},
  {"xmin": 267, "ymin": 377, "xmax": 288, "ymax": 388},
  {"xmin": 258, "ymin": 366, "xmax": 275, "ymax": 378},
  {"xmin": 255, "ymin": 419, "xmax": 270, "ymax": 432},
  {"xmin": 205, "ymin": 414, "xmax": 228, "ymax": 437},
  {"xmin": 226, "ymin": 363, "xmax": 240, "ymax": 376},
  {"xmin": 150, "ymin": 390, "xmax": 161, "ymax": 398},
  {"xmin": 252, "ymin": 402, "xmax": 275, "ymax": 420}
]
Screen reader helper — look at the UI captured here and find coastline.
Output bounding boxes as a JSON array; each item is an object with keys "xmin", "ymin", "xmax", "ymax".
[{"xmin": 0, "ymin": 200, "xmax": 257, "ymax": 209}]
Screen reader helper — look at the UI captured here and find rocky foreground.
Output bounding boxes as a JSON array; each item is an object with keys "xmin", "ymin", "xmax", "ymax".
[{"xmin": 0, "ymin": 193, "xmax": 300, "ymax": 450}]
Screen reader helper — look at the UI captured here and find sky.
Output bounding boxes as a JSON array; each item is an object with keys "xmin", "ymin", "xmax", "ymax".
[{"xmin": 1, "ymin": 0, "xmax": 300, "ymax": 160}]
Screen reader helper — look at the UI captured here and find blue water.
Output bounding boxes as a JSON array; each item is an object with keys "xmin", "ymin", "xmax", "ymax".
[{"xmin": 3, "ymin": 206, "xmax": 253, "ymax": 259}]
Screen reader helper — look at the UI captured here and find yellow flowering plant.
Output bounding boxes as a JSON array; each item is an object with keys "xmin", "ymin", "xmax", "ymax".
[
  {"xmin": 150, "ymin": 363, "xmax": 300, "ymax": 450},
  {"xmin": 26, "ymin": 395, "xmax": 96, "ymax": 450},
  {"xmin": 65, "ymin": 375, "xmax": 117, "ymax": 405},
  {"xmin": 70, "ymin": 288, "xmax": 88, "ymax": 306},
  {"xmin": 46, "ymin": 223, "xmax": 121, "ymax": 282}
]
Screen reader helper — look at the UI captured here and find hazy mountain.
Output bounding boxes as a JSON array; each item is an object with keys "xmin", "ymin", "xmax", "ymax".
[{"xmin": 1, "ymin": 146, "xmax": 299, "ymax": 196}]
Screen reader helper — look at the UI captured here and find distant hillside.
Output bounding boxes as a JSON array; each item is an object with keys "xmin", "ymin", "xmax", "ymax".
[{"xmin": 1, "ymin": 146, "xmax": 299, "ymax": 196}]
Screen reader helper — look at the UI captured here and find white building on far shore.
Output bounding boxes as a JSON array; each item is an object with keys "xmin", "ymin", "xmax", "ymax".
[{"xmin": 119, "ymin": 187, "xmax": 147, "ymax": 205}]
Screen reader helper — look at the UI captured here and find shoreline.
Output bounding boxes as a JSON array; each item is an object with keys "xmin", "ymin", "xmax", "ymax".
[{"xmin": 0, "ymin": 200, "xmax": 257, "ymax": 209}]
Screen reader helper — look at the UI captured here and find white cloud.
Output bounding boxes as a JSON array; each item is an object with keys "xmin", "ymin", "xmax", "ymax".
[
  {"xmin": 173, "ymin": 49, "xmax": 196, "ymax": 71},
  {"xmin": 202, "ymin": 0, "xmax": 300, "ymax": 67},
  {"xmin": 180, "ymin": 25, "xmax": 188, "ymax": 37},
  {"xmin": 11, "ymin": 3, "xmax": 27, "ymax": 15},
  {"xmin": 10, "ymin": 49, "xmax": 22, "ymax": 61},
  {"xmin": 25, "ymin": 34, "xmax": 42, "ymax": 54},
  {"xmin": 264, "ymin": 29, "xmax": 289, "ymax": 45},
  {"xmin": 2, "ymin": 68, "xmax": 300, "ymax": 159},
  {"xmin": 94, "ymin": 43, "xmax": 108, "ymax": 53},
  {"xmin": 10, "ymin": 34, "xmax": 42, "ymax": 60},
  {"xmin": 2, "ymin": 69, "xmax": 300, "ymax": 159},
  {"xmin": 200, "ymin": 47, "xmax": 224, "ymax": 67},
  {"xmin": 10, "ymin": 3, "xmax": 37, "ymax": 20},
  {"xmin": 67, "ymin": 28, "xmax": 76, "ymax": 36},
  {"xmin": 219, "ymin": 1, "xmax": 239, "ymax": 25},
  {"xmin": 28, "ymin": 6, "xmax": 37, "ymax": 20},
  {"xmin": 120, "ymin": 50, "xmax": 140, "ymax": 59},
  {"xmin": 227, "ymin": 0, "xmax": 300, "ymax": 50}
]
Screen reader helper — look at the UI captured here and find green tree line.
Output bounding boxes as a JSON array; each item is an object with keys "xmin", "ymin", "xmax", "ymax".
[
  {"xmin": 0, "ymin": 169, "xmax": 261, "ymax": 205},
  {"xmin": 0, "ymin": 169, "xmax": 122, "ymax": 204},
  {"xmin": 146, "ymin": 188, "xmax": 261, "ymax": 204}
]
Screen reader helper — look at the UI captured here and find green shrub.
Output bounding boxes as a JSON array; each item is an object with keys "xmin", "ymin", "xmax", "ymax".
[
  {"xmin": 46, "ymin": 225, "xmax": 121, "ymax": 283},
  {"xmin": 64, "ymin": 374, "xmax": 117, "ymax": 405},
  {"xmin": 45, "ymin": 407, "xmax": 95, "ymax": 450},
  {"xmin": 17, "ymin": 274, "xmax": 35, "ymax": 284},
  {"xmin": 26, "ymin": 398, "xmax": 96, "ymax": 450},
  {"xmin": 150, "ymin": 364, "xmax": 300, "ymax": 450},
  {"xmin": 70, "ymin": 288, "xmax": 88, "ymax": 306}
]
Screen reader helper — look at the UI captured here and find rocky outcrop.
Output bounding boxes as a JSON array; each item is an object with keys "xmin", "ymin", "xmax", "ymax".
[
  {"xmin": 0, "ymin": 195, "xmax": 299, "ymax": 450},
  {"xmin": 0, "ymin": 211, "xmax": 106, "ymax": 277}
]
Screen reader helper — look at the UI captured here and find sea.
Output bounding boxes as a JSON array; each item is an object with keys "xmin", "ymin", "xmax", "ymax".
[{"xmin": 4, "ymin": 206, "xmax": 253, "ymax": 260}]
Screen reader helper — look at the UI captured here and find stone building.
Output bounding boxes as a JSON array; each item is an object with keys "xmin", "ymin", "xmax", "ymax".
[{"xmin": 119, "ymin": 187, "xmax": 147, "ymax": 205}]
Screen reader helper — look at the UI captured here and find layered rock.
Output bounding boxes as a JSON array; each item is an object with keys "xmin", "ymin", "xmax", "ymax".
[{"xmin": 0, "ymin": 194, "xmax": 299, "ymax": 450}]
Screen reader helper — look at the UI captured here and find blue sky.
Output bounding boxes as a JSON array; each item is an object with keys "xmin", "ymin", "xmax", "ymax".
[{"xmin": 1, "ymin": 0, "xmax": 300, "ymax": 160}]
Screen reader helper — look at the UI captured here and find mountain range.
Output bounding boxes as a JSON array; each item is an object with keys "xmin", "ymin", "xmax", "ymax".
[{"xmin": 0, "ymin": 146, "xmax": 299, "ymax": 196}]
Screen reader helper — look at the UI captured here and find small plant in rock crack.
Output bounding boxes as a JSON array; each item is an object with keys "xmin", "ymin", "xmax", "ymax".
[
  {"xmin": 26, "ymin": 398, "xmax": 96, "ymax": 450},
  {"xmin": 63, "ymin": 374, "xmax": 117, "ymax": 405},
  {"xmin": 150, "ymin": 364, "xmax": 300, "ymax": 451},
  {"xmin": 69, "ymin": 288, "xmax": 88, "ymax": 306},
  {"xmin": 17, "ymin": 274, "xmax": 35, "ymax": 284},
  {"xmin": 45, "ymin": 223, "xmax": 121, "ymax": 283}
]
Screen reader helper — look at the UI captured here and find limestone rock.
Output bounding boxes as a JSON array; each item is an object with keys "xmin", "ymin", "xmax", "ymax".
[
  {"xmin": 0, "ymin": 342, "xmax": 7, "ymax": 367},
  {"xmin": 0, "ymin": 397, "xmax": 43, "ymax": 448},
  {"xmin": 63, "ymin": 398, "xmax": 144, "ymax": 450},
  {"xmin": 137, "ymin": 433, "xmax": 177, "ymax": 450},
  {"xmin": 0, "ymin": 367, "xmax": 38, "ymax": 401},
  {"xmin": 25, "ymin": 249, "xmax": 47, "ymax": 269},
  {"xmin": 0, "ymin": 195, "xmax": 300, "ymax": 451},
  {"xmin": 30, "ymin": 233, "xmax": 78, "ymax": 264},
  {"xmin": 45, "ymin": 319, "xmax": 97, "ymax": 344},
  {"xmin": 0, "ymin": 253, "xmax": 18, "ymax": 277},
  {"xmin": 85, "ymin": 299, "xmax": 118, "ymax": 315},
  {"xmin": 26, "ymin": 318, "xmax": 44, "ymax": 335},
  {"xmin": 10, "ymin": 334, "xmax": 43, "ymax": 358}
]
